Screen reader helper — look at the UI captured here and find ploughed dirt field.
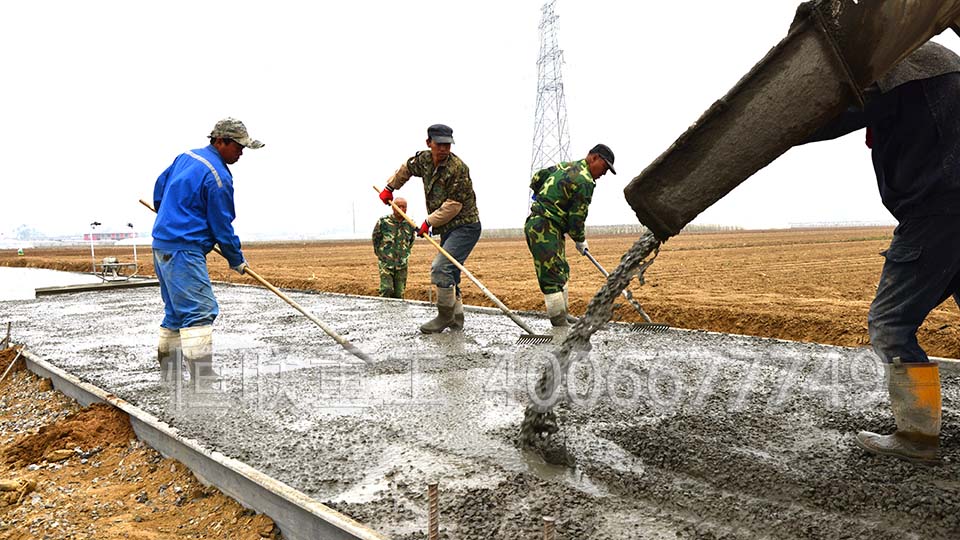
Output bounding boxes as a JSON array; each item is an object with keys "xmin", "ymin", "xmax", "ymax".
[{"xmin": 4, "ymin": 226, "xmax": 959, "ymax": 358}]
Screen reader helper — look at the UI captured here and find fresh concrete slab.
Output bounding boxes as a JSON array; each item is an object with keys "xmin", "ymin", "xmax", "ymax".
[{"xmin": 3, "ymin": 274, "xmax": 959, "ymax": 539}]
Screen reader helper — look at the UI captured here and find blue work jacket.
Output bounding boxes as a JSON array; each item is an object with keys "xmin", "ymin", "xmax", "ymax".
[{"xmin": 151, "ymin": 145, "xmax": 244, "ymax": 267}]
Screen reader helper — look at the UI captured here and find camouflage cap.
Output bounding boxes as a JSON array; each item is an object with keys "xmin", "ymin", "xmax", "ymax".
[
  {"xmin": 427, "ymin": 124, "xmax": 455, "ymax": 144},
  {"xmin": 210, "ymin": 118, "xmax": 264, "ymax": 149}
]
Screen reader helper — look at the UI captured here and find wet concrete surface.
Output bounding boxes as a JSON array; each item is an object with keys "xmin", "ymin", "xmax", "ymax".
[{"xmin": 3, "ymin": 273, "xmax": 960, "ymax": 539}]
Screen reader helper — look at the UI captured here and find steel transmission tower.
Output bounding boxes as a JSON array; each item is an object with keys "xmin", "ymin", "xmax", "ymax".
[{"xmin": 530, "ymin": 0, "xmax": 571, "ymax": 190}]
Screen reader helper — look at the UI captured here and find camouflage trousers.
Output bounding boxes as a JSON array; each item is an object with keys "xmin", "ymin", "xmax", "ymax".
[
  {"xmin": 524, "ymin": 214, "xmax": 568, "ymax": 294},
  {"xmin": 378, "ymin": 262, "xmax": 408, "ymax": 299}
]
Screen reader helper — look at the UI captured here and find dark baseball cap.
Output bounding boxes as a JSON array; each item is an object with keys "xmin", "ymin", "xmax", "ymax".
[
  {"xmin": 427, "ymin": 124, "xmax": 455, "ymax": 144},
  {"xmin": 589, "ymin": 144, "xmax": 616, "ymax": 174}
]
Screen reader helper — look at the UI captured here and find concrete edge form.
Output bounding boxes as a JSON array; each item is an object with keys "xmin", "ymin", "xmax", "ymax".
[
  {"xmin": 35, "ymin": 278, "xmax": 159, "ymax": 296},
  {"xmin": 17, "ymin": 347, "xmax": 388, "ymax": 540}
]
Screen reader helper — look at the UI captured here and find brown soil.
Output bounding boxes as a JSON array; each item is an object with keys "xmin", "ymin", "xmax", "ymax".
[
  {"xmin": 0, "ymin": 347, "xmax": 281, "ymax": 540},
  {"xmin": 4, "ymin": 226, "xmax": 959, "ymax": 358}
]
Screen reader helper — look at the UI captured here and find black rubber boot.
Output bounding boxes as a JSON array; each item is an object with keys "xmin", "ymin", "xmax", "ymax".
[
  {"xmin": 855, "ymin": 359, "xmax": 940, "ymax": 464},
  {"xmin": 421, "ymin": 287, "xmax": 456, "ymax": 334}
]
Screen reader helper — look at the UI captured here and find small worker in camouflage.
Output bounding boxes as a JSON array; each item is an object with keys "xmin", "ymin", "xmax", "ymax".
[
  {"xmin": 524, "ymin": 144, "xmax": 616, "ymax": 326},
  {"xmin": 372, "ymin": 197, "xmax": 416, "ymax": 298},
  {"xmin": 378, "ymin": 124, "xmax": 481, "ymax": 333}
]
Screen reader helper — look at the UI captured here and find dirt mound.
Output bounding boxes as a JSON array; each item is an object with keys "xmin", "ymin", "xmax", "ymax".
[
  {"xmin": 0, "ymin": 352, "xmax": 281, "ymax": 540},
  {"xmin": 0, "ymin": 347, "xmax": 24, "ymax": 378},
  {"xmin": 3, "ymin": 403, "xmax": 134, "ymax": 466}
]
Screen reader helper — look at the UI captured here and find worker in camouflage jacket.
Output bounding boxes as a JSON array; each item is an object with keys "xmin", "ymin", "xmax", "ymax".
[
  {"xmin": 525, "ymin": 144, "xmax": 616, "ymax": 326},
  {"xmin": 378, "ymin": 124, "xmax": 481, "ymax": 333},
  {"xmin": 372, "ymin": 197, "xmax": 416, "ymax": 298}
]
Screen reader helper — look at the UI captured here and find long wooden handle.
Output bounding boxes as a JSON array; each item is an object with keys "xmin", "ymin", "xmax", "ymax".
[
  {"xmin": 139, "ymin": 199, "xmax": 372, "ymax": 363},
  {"xmin": 373, "ymin": 186, "xmax": 538, "ymax": 335},
  {"xmin": 583, "ymin": 249, "xmax": 653, "ymax": 324}
]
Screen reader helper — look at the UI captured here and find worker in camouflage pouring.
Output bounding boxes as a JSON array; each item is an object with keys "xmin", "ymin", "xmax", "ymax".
[
  {"xmin": 378, "ymin": 124, "xmax": 481, "ymax": 333},
  {"xmin": 151, "ymin": 118, "xmax": 264, "ymax": 385},
  {"xmin": 803, "ymin": 42, "xmax": 960, "ymax": 464},
  {"xmin": 372, "ymin": 197, "xmax": 416, "ymax": 298},
  {"xmin": 525, "ymin": 144, "xmax": 616, "ymax": 326}
]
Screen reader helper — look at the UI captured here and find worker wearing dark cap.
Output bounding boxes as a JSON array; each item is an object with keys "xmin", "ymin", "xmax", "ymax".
[
  {"xmin": 378, "ymin": 124, "xmax": 481, "ymax": 333},
  {"xmin": 525, "ymin": 144, "xmax": 615, "ymax": 326}
]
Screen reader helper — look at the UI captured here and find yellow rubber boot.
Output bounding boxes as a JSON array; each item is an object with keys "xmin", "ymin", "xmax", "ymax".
[{"xmin": 856, "ymin": 358, "xmax": 941, "ymax": 464}]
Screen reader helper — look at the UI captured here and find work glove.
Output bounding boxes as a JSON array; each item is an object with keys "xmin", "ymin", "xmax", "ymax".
[
  {"xmin": 230, "ymin": 261, "xmax": 248, "ymax": 275},
  {"xmin": 379, "ymin": 185, "xmax": 395, "ymax": 205},
  {"xmin": 417, "ymin": 220, "xmax": 431, "ymax": 238},
  {"xmin": 575, "ymin": 240, "xmax": 589, "ymax": 255}
]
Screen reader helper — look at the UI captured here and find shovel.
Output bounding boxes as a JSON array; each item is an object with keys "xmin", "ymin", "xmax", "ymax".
[
  {"xmin": 139, "ymin": 199, "xmax": 374, "ymax": 364},
  {"xmin": 373, "ymin": 186, "xmax": 553, "ymax": 345},
  {"xmin": 582, "ymin": 249, "xmax": 669, "ymax": 333}
]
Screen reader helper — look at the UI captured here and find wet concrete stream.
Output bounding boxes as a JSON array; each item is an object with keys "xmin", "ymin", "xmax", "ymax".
[{"xmin": 3, "ymin": 273, "xmax": 960, "ymax": 538}]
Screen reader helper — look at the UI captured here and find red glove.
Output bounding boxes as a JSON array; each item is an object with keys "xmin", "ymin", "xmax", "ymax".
[
  {"xmin": 865, "ymin": 127, "xmax": 873, "ymax": 149},
  {"xmin": 379, "ymin": 186, "xmax": 394, "ymax": 205},
  {"xmin": 417, "ymin": 220, "xmax": 431, "ymax": 237}
]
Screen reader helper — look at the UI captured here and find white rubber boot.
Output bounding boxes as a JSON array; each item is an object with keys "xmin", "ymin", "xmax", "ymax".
[
  {"xmin": 158, "ymin": 327, "xmax": 181, "ymax": 383},
  {"xmin": 544, "ymin": 291, "xmax": 569, "ymax": 327},
  {"xmin": 562, "ymin": 285, "xmax": 579, "ymax": 325},
  {"xmin": 179, "ymin": 325, "xmax": 218, "ymax": 389}
]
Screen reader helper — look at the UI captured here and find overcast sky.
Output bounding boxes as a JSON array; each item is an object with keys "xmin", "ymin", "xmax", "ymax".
[{"xmin": 3, "ymin": 1, "xmax": 959, "ymax": 240}]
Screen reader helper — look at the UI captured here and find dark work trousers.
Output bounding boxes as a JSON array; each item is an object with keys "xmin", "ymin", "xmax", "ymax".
[
  {"xmin": 430, "ymin": 222, "xmax": 482, "ymax": 295},
  {"xmin": 868, "ymin": 215, "xmax": 960, "ymax": 363}
]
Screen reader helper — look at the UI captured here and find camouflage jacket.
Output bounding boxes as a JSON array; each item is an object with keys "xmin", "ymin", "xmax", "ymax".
[
  {"xmin": 529, "ymin": 159, "xmax": 596, "ymax": 242},
  {"xmin": 372, "ymin": 215, "xmax": 416, "ymax": 268},
  {"xmin": 387, "ymin": 151, "xmax": 480, "ymax": 236}
]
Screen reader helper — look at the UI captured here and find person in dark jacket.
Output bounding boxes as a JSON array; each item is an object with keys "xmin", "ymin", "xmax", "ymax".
[
  {"xmin": 152, "ymin": 118, "xmax": 264, "ymax": 385},
  {"xmin": 805, "ymin": 41, "xmax": 960, "ymax": 463}
]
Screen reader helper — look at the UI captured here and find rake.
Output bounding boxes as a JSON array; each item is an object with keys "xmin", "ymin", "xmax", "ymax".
[
  {"xmin": 373, "ymin": 186, "xmax": 553, "ymax": 345},
  {"xmin": 582, "ymin": 249, "xmax": 670, "ymax": 333},
  {"xmin": 139, "ymin": 199, "xmax": 375, "ymax": 363}
]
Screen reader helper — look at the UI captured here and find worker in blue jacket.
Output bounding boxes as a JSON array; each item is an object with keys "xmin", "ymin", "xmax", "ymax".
[
  {"xmin": 151, "ymin": 117, "xmax": 264, "ymax": 386},
  {"xmin": 804, "ymin": 42, "xmax": 960, "ymax": 464}
]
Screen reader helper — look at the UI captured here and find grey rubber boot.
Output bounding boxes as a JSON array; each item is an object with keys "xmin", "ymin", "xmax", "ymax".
[
  {"xmin": 157, "ymin": 327, "xmax": 181, "ymax": 383},
  {"xmin": 451, "ymin": 292, "xmax": 464, "ymax": 330},
  {"xmin": 562, "ymin": 285, "xmax": 579, "ymax": 325},
  {"xmin": 180, "ymin": 325, "xmax": 219, "ymax": 390},
  {"xmin": 855, "ymin": 359, "xmax": 941, "ymax": 464},
  {"xmin": 421, "ymin": 286, "xmax": 457, "ymax": 334},
  {"xmin": 545, "ymin": 291, "xmax": 569, "ymax": 327}
]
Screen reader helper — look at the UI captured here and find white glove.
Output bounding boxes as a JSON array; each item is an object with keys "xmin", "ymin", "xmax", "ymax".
[
  {"xmin": 230, "ymin": 261, "xmax": 248, "ymax": 275},
  {"xmin": 575, "ymin": 240, "xmax": 589, "ymax": 255}
]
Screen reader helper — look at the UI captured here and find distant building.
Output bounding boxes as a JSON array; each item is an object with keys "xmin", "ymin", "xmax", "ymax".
[{"xmin": 83, "ymin": 231, "xmax": 138, "ymax": 241}]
